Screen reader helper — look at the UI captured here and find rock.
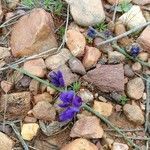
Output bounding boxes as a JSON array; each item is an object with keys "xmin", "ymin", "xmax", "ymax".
[
  {"xmin": 77, "ymin": 89, "xmax": 94, "ymax": 103},
  {"xmin": 0, "ymin": 132, "xmax": 14, "ymax": 150},
  {"xmin": 32, "ymin": 101, "xmax": 56, "ymax": 121},
  {"xmin": 47, "ymin": 86, "xmax": 56, "ymax": 95},
  {"xmin": 137, "ymin": 26, "xmax": 150, "ymax": 53},
  {"xmin": 83, "ymin": 64, "xmax": 124, "ymax": 92},
  {"xmin": 108, "ymin": 51, "xmax": 125, "ymax": 64},
  {"xmin": 115, "ymin": 21, "xmax": 132, "ymax": 47},
  {"xmin": 23, "ymin": 58, "xmax": 46, "ymax": 78},
  {"xmin": 0, "ymin": 92, "xmax": 31, "ymax": 120},
  {"xmin": 138, "ymin": 52, "xmax": 149, "ymax": 61},
  {"xmin": 21, "ymin": 123, "xmax": 39, "ymax": 141},
  {"xmin": 112, "ymin": 142, "xmax": 129, "ymax": 150},
  {"xmin": 82, "ymin": 46, "xmax": 101, "ymax": 69},
  {"xmin": 29, "ymin": 79, "xmax": 40, "ymax": 95},
  {"xmin": 69, "ymin": 57, "xmax": 86, "ymax": 75},
  {"xmin": 17, "ymin": 76, "xmax": 31, "ymax": 88},
  {"xmin": 70, "ymin": 116, "xmax": 103, "ymax": 138},
  {"xmin": 0, "ymin": 47, "xmax": 11, "ymax": 59},
  {"xmin": 107, "ymin": 0, "xmax": 132, "ymax": 4},
  {"xmin": 98, "ymin": 96, "xmax": 107, "ymax": 102},
  {"xmin": 65, "ymin": 0, "xmax": 105, "ymax": 26},
  {"xmin": 1, "ymin": 80, "xmax": 13, "ymax": 93},
  {"xmin": 5, "ymin": 12, "xmax": 14, "ymax": 21},
  {"xmin": 24, "ymin": 116, "xmax": 37, "ymax": 123},
  {"xmin": 132, "ymin": 62, "xmax": 142, "ymax": 72},
  {"xmin": 10, "ymin": 8, "xmax": 57, "ymax": 57},
  {"xmin": 66, "ymin": 30, "xmax": 86, "ymax": 57},
  {"xmin": 126, "ymin": 77, "xmax": 144, "ymax": 99},
  {"xmin": 123, "ymin": 104, "xmax": 144, "ymax": 125},
  {"xmin": 119, "ymin": 5, "xmax": 146, "ymax": 29},
  {"xmin": 51, "ymin": 65, "xmax": 79, "ymax": 86},
  {"xmin": 6, "ymin": 0, "xmax": 19, "ymax": 9},
  {"xmin": 124, "ymin": 64, "xmax": 135, "ymax": 78},
  {"xmin": 93, "ymin": 101, "xmax": 113, "ymax": 117},
  {"xmin": 132, "ymin": 0, "xmax": 150, "ymax": 5},
  {"xmin": 0, "ymin": 1, "xmax": 3, "ymax": 23},
  {"xmin": 45, "ymin": 48, "xmax": 71, "ymax": 70},
  {"xmin": 61, "ymin": 138, "xmax": 98, "ymax": 150},
  {"xmin": 34, "ymin": 92, "xmax": 52, "ymax": 104}
]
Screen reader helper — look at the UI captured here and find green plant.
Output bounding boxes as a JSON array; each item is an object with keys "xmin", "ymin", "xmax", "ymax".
[
  {"xmin": 94, "ymin": 22, "xmax": 107, "ymax": 32},
  {"xmin": 71, "ymin": 82, "xmax": 81, "ymax": 92},
  {"xmin": 57, "ymin": 26, "xmax": 65, "ymax": 38},
  {"xmin": 21, "ymin": 0, "xmax": 64, "ymax": 15},
  {"xmin": 117, "ymin": 1, "xmax": 132, "ymax": 13},
  {"xmin": 119, "ymin": 95, "xmax": 129, "ymax": 105},
  {"xmin": 85, "ymin": 36, "xmax": 93, "ymax": 44}
]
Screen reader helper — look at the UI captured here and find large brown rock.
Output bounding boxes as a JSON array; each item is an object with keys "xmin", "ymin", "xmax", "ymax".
[
  {"xmin": 83, "ymin": 64, "xmax": 124, "ymax": 92},
  {"xmin": 10, "ymin": 8, "xmax": 58, "ymax": 57},
  {"xmin": 137, "ymin": 26, "xmax": 150, "ymax": 53},
  {"xmin": 0, "ymin": 132, "xmax": 14, "ymax": 150},
  {"xmin": 70, "ymin": 116, "xmax": 104, "ymax": 138},
  {"xmin": 0, "ymin": 92, "xmax": 31, "ymax": 120},
  {"xmin": 61, "ymin": 138, "xmax": 98, "ymax": 150}
]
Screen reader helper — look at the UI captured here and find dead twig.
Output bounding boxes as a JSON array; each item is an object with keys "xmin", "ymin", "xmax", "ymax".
[{"xmin": 105, "ymin": 128, "xmax": 144, "ymax": 132}]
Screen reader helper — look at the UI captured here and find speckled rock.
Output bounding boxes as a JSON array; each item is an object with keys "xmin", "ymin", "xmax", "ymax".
[
  {"xmin": 61, "ymin": 138, "xmax": 98, "ymax": 150},
  {"xmin": 82, "ymin": 46, "xmax": 101, "ymax": 69},
  {"xmin": 66, "ymin": 30, "xmax": 86, "ymax": 57},
  {"xmin": 107, "ymin": 0, "xmax": 132, "ymax": 4},
  {"xmin": 93, "ymin": 101, "xmax": 113, "ymax": 117},
  {"xmin": 112, "ymin": 142, "xmax": 129, "ymax": 150},
  {"xmin": 45, "ymin": 48, "xmax": 71, "ymax": 70},
  {"xmin": 69, "ymin": 57, "xmax": 86, "ymax": 75},
  {"xmin": 32, "ymin": 101, "xmax": 56, "ymax": 121},
  {"xmin": 70, "ymin": 116, "xmax": 104, "ymax": 138},
  {"xmin": 138, "ymin": 52, "xmax": 149, "ymax": 62},
  {"xmin": 123, "ymin": 103, "xmax": 144, "ymax": 125},
  {"xmin": 65, "ymin": 0, "xmax": 105, "ymax": 26},
  {"xmin": 124, "ymin": 64, "xmax": 135, "ymax": 78},
  {"xmin": 126, "ymin": 77, "xmax": 144, "ymax": 100},
  {"xmin": 10, "ymin": 8, "xmax": 58, "ymax": 57},
  {"xmin": 119, "ymin": 5, "xmax": 146, "ymax": 29},
  {"xmin": 83, "ymin": 64, "xmax": 124, "ymax": 92},
  {"xmin": 0, "ymin": 132, "xmax": 14, "ymax": 150},
  {"xmin": 77, "ymin": 89, "xmax": 94, "ymax": 103},
  {"xmin": 21, "ymin": 123, "xmax": 39, "ymax": 141}
]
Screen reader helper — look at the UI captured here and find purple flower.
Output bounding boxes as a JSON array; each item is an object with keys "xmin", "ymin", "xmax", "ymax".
[
  {"xmin": 87, "ymin": 27, "xmax": 96, "ymax": 39},
  {"xmin": 49, "ymin": 70, "xmax": 65, "ymax": 87},
  {"xmin": 58, "ymin": 91, "xmax": 82, "ymax": 122},
  {"xmin": 130, "ymin": 44, "xmax": 140, "ymax": 57}
]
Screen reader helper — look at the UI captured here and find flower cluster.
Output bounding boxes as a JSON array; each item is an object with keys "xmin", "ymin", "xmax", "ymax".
[
  {"xmin": 49, "ymin": 70, "xmax": 65, "ymax": 88},
  {"xmin": 59, "ymin": 91, "xmax": 82, "ymax": 122},
  {"xmin": 49, "ymin": 70, "xmax": 82, "ymax": 122},
  {"xmin": 130, "ymin": 44, "xmax": 140, "ymax": 57},
  {"xmin": 87, "ymin": 27, "xmax": 97, "ymax": 39}
]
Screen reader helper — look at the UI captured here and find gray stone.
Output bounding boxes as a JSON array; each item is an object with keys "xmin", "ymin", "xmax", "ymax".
[
  {"xmin": 69, "ymin": 57, "xmax": 86, "ymax": 75},
  {"xmin": 65, "ymin": 0, "xmax": 105, "ymax": 26},
  {"xmin": 124, "ymin": 64, "xmax": 135, "ymax": 78}
]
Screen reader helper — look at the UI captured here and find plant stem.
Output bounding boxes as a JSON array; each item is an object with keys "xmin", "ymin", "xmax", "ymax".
[
  {"xmin": 112, "ymin": 44, "xmax": 150, "ymax": 68},
  {"xmin": 82, "ymin": 104, "xmax": 141, "ymax": 150},
  {"xmin": 11, "ymin": 66, "xmax": 63, "ymax": 92}
]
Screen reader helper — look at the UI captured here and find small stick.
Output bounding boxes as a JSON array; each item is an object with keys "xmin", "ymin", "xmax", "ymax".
[
  {"xmin": 112, "ymin": 0, "xmax": 118, "ymax": 22},
  {"xmin": 97, "ymin": 21, "xmax": 150, "ymax": 47},
  {"xmin": 105, "ymin": 128, "xmax": 144, "ymax": 132},
  {"xmin": 82, "ymin": 104, "xmax": 141, "ymax": 150}
]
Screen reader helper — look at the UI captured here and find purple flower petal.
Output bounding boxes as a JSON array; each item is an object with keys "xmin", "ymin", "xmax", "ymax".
[
  {"xmin": 72, "ymin": 96, "xmax": 82, "ymax": 107},
  {"xmin": 58, "ymin": 103, "xmax": 70, "ymax": 108},
  {"xmin": 59, "ymin": 91, "xmax": 75, "ymax": 103},
  {"xmin": 59, "ymin": 77, "xmax": 65, "ymax": 87},
  {"xmin": 59, "ymin": 107, "xmax": 79, "ymax": 122}
]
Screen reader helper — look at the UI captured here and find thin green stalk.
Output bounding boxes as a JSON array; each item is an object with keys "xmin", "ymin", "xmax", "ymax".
[
  {"xmin": 11, "ymin": 66, "xmax": 63, "ymax": 92},
  {"xmin": 112, "ymin": 44, "xmax": 150, "ymax": 68},
  {"xmin": 82, "ymin": 104, "xmax": 141, "ymax": 150}
]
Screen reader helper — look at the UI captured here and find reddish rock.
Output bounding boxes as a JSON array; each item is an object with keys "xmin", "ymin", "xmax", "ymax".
[
  {"xmin": 70, "ymin": 116, "xmax": 103, "ymax": 138},
  {"xmin": 32, "ymin": 101, "xmax": 56, "ymax": 121},
  {"xmin": 23, "ymin": 58, "xmax": 46, "ymax": 78},
  {"xmin": 24, "ymin": 116, "xmax": 37, "ymax": 123},
  {"xmin": 29, "ymin": 79, "xmax": 40, "ymax": 95},
  {"xmin": 66, "ymin": 29, "xmax": 86, "ymax": 57},
  {"xmin": 1, "ymin": 80, "xmax": 13, "ymax": 93},
  {"xmin": 137, "ymin": 26, "xmax": 150, "ymax": 53},
  {"xmin": 83, "ymin": 64, "xmax": 124, "ymax": 92},
  {"xmin": 82, "ymin": 46, "xmax": 101, "ymax": 69},
  {"xmin": 0, "ymin": 92, "xmax": 31, "ymax": 120},
  {"xmin": 10, "ymin": 8, "xmax": 58, "ymax": 57},
  {"xmin": 61, "ymin": 138, "xmax": 98, "ymax": 150}
]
